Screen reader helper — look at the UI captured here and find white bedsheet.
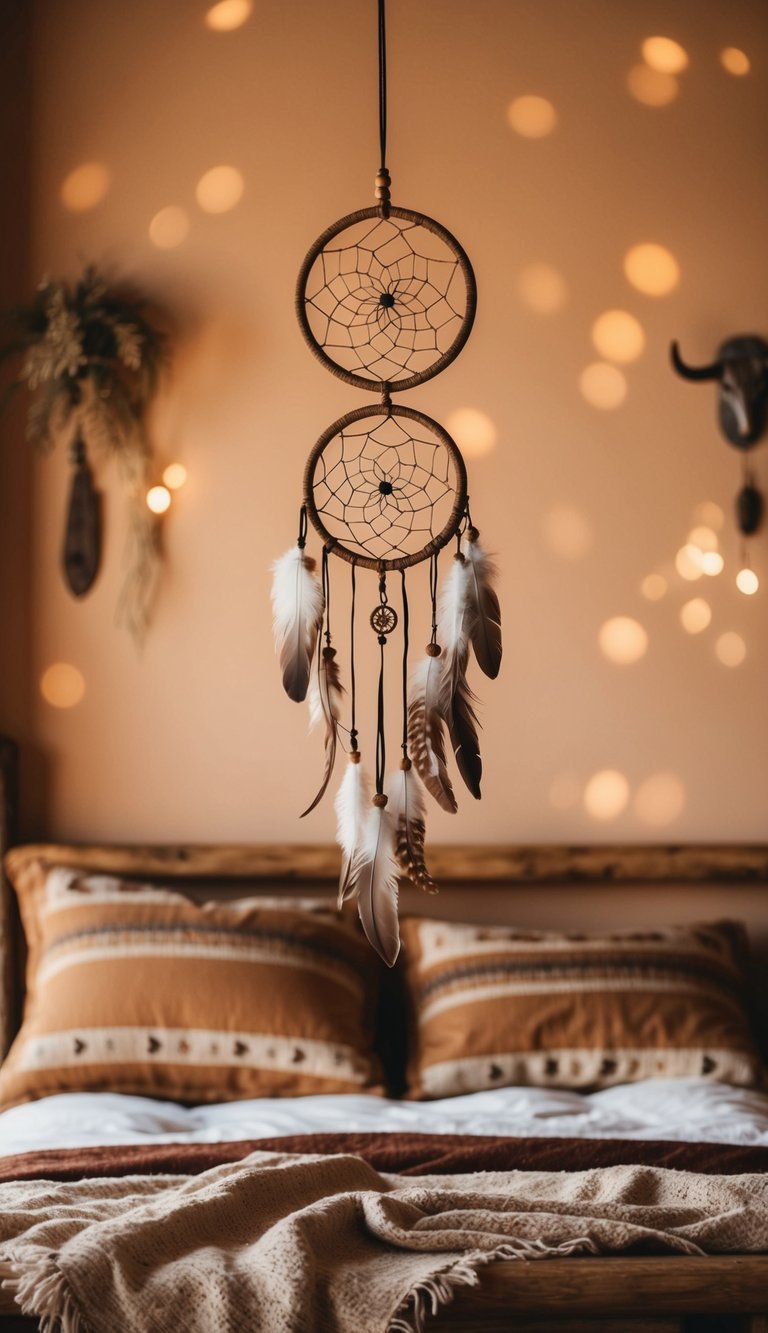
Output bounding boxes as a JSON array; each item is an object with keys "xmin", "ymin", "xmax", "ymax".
[{"xmin": 1, "ymin": 1079, "xmax": 768, "ymax": 1156}]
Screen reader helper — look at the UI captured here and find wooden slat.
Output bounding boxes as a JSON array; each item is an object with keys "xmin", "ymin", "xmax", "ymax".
[
  {"xmin": 0, "ymin": 1256, "xmax": 766, "ymax": 1324},
  {"xmin": 6, "ymin": 841, "xmax": 768, "ymax": 885},
  {"xmin": 433, "ymin": 1256, "xmax": 768, "ymax": 1325}
]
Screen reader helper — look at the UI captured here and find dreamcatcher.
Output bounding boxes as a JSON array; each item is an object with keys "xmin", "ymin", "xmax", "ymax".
[{"xmin": 271, "ymin": 0, "xmax": 502, "ymax": 964}]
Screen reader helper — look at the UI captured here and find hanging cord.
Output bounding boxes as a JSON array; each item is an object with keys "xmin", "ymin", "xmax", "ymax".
[
  {"xmin": 349, "ymin": 563, "xmax": 358, "ymax": 752},
  {"xmin": 374, "ymin": 572, "xmax": 388, "ymax": 796},
  {"xmin": 321, "ymin": 545, "xmax": 332, "ymax": 647},
  {"xmin": 297, "ymin": 504, "xmax": 308, "ymax": 550},
  {"xmin": 378, "ymin": 0, "xmax": 387, "ymax": 169},
  {"xmin": 400, "ymin": 569, "xmax": 410, "ymax": 758},
  {"xmin": 429, "ymin": 552, "xmax": 439, "ymax": 646},
  {"xmin": 374, "ymin": 0, "xmax": 391, "ymax": 214}
]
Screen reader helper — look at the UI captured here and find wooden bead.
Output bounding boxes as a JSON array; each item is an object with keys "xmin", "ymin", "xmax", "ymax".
[
  {"xmin": 372, "ymin": 793, "xmax": 388, "ymax": 808},
  {"xmin": 400, "ymin": 757, "xmax": 412, "ymax": 771},
  {"xmin": 425, "ymin": 643, "xmax": 442, "ymax": 658},
  {"xmin": 349, "ymin": 750, "xmax": 361, "ymax": 764}
]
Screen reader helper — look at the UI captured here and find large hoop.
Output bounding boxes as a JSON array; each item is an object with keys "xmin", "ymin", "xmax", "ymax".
[{"xmin": 296, "ymin": 205, "xmax": 476, "ymax": 395}]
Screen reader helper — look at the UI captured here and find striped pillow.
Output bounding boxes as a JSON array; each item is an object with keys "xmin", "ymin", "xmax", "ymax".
[
  {"xmin": 0, "ymin": 861, "xmax": 384, "ymax": 1110},
  {"xmin": 400, "ymin": 916, "xmax": 763, "ymax": 1098}
]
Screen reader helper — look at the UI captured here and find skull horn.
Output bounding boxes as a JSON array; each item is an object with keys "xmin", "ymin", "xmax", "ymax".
[{"xmin": 670, "ymin": 341, "xmax": 723, "ymax": 381}]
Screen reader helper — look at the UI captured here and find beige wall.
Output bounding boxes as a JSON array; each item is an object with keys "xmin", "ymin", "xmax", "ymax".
[{"xmin": 4, "ymin": 0, "xmax": 768, "ymax": 845}]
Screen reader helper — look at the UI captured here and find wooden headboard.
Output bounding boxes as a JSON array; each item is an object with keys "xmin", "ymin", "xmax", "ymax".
[{"xmin": 3, "ymin": 839, "xmax": 768, "ymax": 1059}]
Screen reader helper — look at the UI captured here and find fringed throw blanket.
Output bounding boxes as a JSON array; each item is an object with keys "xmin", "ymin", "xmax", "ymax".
[{"xmin": 0, "ymin": 1150, "xmax": 766, "ymax": 1333}]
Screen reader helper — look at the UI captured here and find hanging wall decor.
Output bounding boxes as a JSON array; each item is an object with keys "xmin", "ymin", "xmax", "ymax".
[
  {"xmin": 671, "ymin": 336, "xmax": 768, "ymax": 585},
  {"xmin": 0, "ymin": 265, "xmax": 167, "ymax": 642},
  {"xmin": 272, "ymin": 0, "xmax": 501, "ymax": 964}
]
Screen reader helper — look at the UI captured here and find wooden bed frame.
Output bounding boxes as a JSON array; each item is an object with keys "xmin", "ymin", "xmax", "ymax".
[{"xmin": 0, "ymin": 748, "xmax": 766, "ymax": 1330}]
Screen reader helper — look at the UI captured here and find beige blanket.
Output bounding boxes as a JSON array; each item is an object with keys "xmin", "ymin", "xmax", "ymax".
[{"xmin": 1, "ymin": 1150, "xmax": 766, "ymax": 1333}]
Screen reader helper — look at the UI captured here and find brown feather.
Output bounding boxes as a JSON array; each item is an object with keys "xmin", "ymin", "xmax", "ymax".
[
  {"xmin": 444, "ymin": 673, "xmax": 482, "ymax": 800},
  {"xmin": 301, "ymin": 647, "xmax": 344, "ymax": 817},
  {"xmin": 465, "ymin": 534, "xmax": 502, "ymax": 680},
  {"xmin": 407, "ymin": 655, "xmax": 457, "ymax": 813},
  {"xmin": 391, "ymin": 765, "xmax": 436, "ymax": 893}
]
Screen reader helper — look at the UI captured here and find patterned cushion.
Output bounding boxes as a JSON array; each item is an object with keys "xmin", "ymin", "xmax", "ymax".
[
  {"xmin": 400, "ymin": 916, "xmax": 763, "ymax": 1098},
  {"xmin": 0, "ymin": 861, "xmax": 384, "ymax": 1110}
]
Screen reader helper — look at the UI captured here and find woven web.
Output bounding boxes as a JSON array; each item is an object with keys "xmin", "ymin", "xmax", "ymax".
[
  {"xmin": 310, "ymin": 414, "xmax": 457, "ymax": 563},
  {"xmin": 303, "ymin": 216, "xmax": 468, "ymax": 383}
]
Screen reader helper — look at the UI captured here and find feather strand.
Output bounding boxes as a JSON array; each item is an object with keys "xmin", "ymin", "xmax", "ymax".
[
  {"xmin": 389, "ymin": 763, "xmax": 436, "ymax": 893},
  {"xmin": 407, "ymin": 654, "xmax": 457, "ymax": 813},
  {"xmin": 301, "ymin": 646, "xmax": 344, "ymax": 817},
  {"xmin": 335, "ymin": 756, "xmax": 370, "ymax": 907},
  {"xmin": 437, "ymin": 553, "xmax": 482, "ymax": 799},
  {"xmin": 444, "ymin": 674, "xmax": 482, "ymax": 799},
  {"xmin": 270, "ymin": 547, "xmax": 323, "ymax": 703},
  {"xmin": 464, "ymin": 532, "xmax": 502, "ymax": 679},
  {"xmin": 348, "ymin": 801, "xmax": 400, "ymax": 966}
]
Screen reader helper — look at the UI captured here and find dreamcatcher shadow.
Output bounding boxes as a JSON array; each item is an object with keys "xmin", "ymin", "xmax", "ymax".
[{"xmin": 272, "ymin": 0, "xmax": 501, "ymax": 967}]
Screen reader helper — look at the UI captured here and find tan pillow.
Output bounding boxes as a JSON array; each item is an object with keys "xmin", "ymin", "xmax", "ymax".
[
  {"xmin": 400, "ymin": 916, "xmax": 763, "ymax": 1099},
  {"xmin": 0, "ymin": 861, "xmax": 384, "ymax": 1110}
]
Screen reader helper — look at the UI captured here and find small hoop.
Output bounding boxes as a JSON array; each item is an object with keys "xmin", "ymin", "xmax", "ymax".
[
  {"xmin": 303, "ymin": 403, "xmax": 468, "ymax": 572},
  {"xmin": 370, "ymin": 604, "xmax": 398, "ymax": 635}
]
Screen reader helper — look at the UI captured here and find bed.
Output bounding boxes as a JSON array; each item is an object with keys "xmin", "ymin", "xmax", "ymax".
[{"xmin": 0, "ymin": 749, "xmax": 766, "ymax": 1329}]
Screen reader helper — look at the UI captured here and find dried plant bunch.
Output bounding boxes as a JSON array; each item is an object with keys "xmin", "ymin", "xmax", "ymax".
[{"xmin": 0, "ymin": 265, "xmax": 168, "ymax": 643}]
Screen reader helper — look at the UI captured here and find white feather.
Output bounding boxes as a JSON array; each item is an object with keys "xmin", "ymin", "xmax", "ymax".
[
  {"xmin": 335, "ymin": 758, "xmax": 370, "ymax": 907},
  {"xmin": 351, "ymin": 803, "xmax": 401, "ymax": 966},
  {"xmin": 270, "ymin": 546, "xmax": 324, "ymax": 703},
  {"xmin": 437, "ymin": 553, "xmax": 472, "ymax": 669},
  {"xmin": 462, "ymin": 534, "xmax": 502, "ymax": 679}
]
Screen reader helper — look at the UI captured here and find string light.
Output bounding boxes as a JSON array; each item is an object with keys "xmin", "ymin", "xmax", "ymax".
[
  {"xmin": 146, "ymin": 485, "xmax": 172, "ymax": 514},
  {"xmin": 736, "ymin": 568, "xmax": 759, "ymax": 595},
  {"xmin": 162, "ymin": 463, "xmax": 188, "ymax": 490}
]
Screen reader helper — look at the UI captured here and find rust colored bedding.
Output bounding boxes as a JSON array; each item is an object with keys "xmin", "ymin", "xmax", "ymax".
[{"xmin": 1, "ymin": 1132, "xmax": 766, "ymax": 1183}]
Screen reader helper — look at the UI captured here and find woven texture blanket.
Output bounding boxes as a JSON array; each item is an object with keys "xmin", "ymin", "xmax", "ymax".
[{"xmin": 1, "ymin": 1150, "xmax": 766, "ymax": 1333}]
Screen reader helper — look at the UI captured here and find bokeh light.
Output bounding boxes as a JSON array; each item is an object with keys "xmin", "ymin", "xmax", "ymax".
[
  {"xmin": 196, "ymin": 165, "xmax": 244, "ymax": 213},
  {"xmin": 445, "ymin": 408, "xmax": 497, "ymax": 459},
  {"xmin": 720, "ymin": 47, "xmax": 750, "ymax": 76},
  {"xmin": 542, "ymin": 504, "xmax": 592, "ymax": 559},
  {"xmin": 579, "ymin": 362, "xmax": 627, "ymax": 410},
  {"xmin": 701, "ymin": 551, "xmax": 724, "ymax": 576},
  {"xmin": 687, "ymin": 525, "xmax": 718, "ymax": 552},
  {"xmin": 205, "ymin": 0, "xmax": 252, "ymax": 31},
  {"xmin": 60, "ymin": 162, "xmax": 111, "ymax": 212},
  {"xmin": 584, "ymin": 770, "xmax": 630, "ymax": 821},
  {"xmin": 715, "ymin": 632, "xmax": 746, "ymax": 667},
  {"xmin": 598, "ymin": 616, "xmax": 648, "ymax": 664},
  {"xmin": 626, "ymin": 65, "xmax": 679, "ymax": 106},
  {"xmin": 591, "ymin": 310, "xmax": 645, "ymax": 363},
  {"xmin": 675, "ymin": 545, "xmax": 704, "ymax": 581},
  {"xmin": 680, "ymin": 598, "xmax": 711, "ymax": 634},
  {"xmin": 634, "ymin": 773, "xmax": 686, "ymax": 827},
  {"xmin": 517, "ymin": 262, "xmax": 568, "ymax": 313},
  {"xmin": 162, "ymin": 463, "xmax": 188, "ymax": 491},
  {"xmin": 506, "ymin": 95, "xmax": 557, "ymax": 138},
  {"xmin": 623, "ymin": 243, "xmax": 680, "ymax": 296},
  {"xmin": 736, "ymin": 568, "xmax": 759, "ymax": 595},
  {"xmin": 692, "ymin": 501, "xmax": 725, "ymax": 531},
  {"xmin": 40, "ymin": 663, "xmax": 85, "ymax": 709},
  {"xmin": 641, "ymin": 37, "xmax": 689, "ymax": 74},
  {"xmin": 641, "ymin": 574, "xmax": 667, "ymax": 601},
  {"xmin": 149, "ymin": 206, "xmax": 190, "ymax": 249},
  {"xmin": 147, "ymin": 485, "xmax": 172, "ymax": 514},
  {"xmin": 548, "ymin": 772, "xmax": 582, "ymax": 810}
]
